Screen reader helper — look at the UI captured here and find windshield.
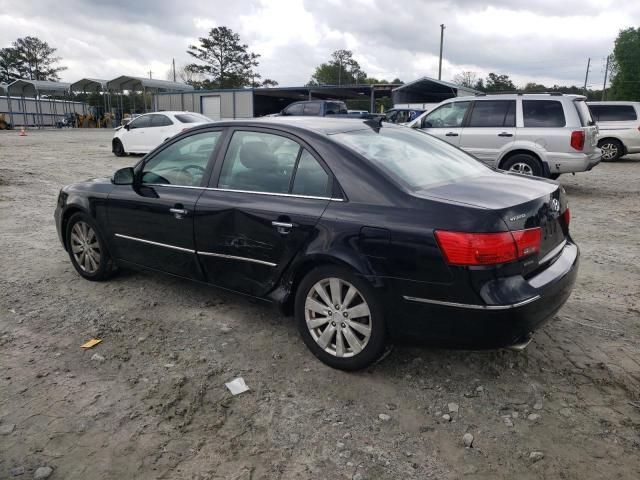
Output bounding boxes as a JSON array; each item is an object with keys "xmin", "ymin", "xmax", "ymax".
[
  {"xmin": 332, "ymin": 127, "xmax": 490, "ymax": 191},
  {"xmin": 175, "ymin": 113, "xmax": 209, "ymax": 123}
]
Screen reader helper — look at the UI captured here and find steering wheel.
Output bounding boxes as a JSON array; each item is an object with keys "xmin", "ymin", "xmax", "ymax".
[{"xmin": 181, "ymin": 164, "xmax": 206, "ymax": 175}]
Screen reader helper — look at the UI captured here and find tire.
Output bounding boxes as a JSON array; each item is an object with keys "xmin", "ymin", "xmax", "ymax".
[
  {"xmin": 294, "ymin": 265, "xmax": 387, "ymax": 370},
  {"xmin": 501, "ymin": 153, "xmax": 543, "ymax": 177},
  {"xmin": 598, "ymin": 139, "xmax": 623, "ymax": 162},
  {"xmin": 112, "ymin": 138, "xmax": 126, "ymax": 157},
  {"xmin": 66, "ymin": 212, "xmax": 117, "ymax": 281}
]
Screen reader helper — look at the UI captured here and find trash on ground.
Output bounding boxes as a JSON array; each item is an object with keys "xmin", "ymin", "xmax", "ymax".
[
  {"xmin": 81, "ymin": 338, "xmax": 102, "ymax": 349},
  {"xmin": 225, "ymin": 377, "xmax": 250, "ymax": 395}
]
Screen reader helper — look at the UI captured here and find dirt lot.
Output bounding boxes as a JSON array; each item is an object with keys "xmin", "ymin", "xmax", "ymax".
[{"xmin": 1, "ymin": 129, "xmax": 639, "ymax": 480}]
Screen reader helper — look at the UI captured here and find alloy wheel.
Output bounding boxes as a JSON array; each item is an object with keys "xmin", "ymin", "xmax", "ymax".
[
  {"xmin": 70, "ymin": 221, "xmax": 101, "ymax": 274},
  {"xmin": 600, "ymin": 143, "xmax": 618, "ymax": 161},
  {"xmin": 509, "ymin": 162, "xmax": 534, "ymax": 175},
  {"xmin": 304, "ymin": 278, "xmax": 372, "ymax": 358}
]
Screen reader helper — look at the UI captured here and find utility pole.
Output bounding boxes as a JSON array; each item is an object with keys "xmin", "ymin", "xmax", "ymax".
[
  {"xmin": 602, "ymin": 55, "xmax": 610, "ymax": 101},
  {"xmin": 582, "ymin": 57, "xmax": 591, "ymax": 94},
  {"xmin": 172, "ymin": 58, "xmax": 176, "ymax": 83},
  {"xmin": 438, "ymin": 24, "xmax": 445, "ymax": 81},
  {"xmin": 148, "ymin": 69, "xmax": 153, "ymax": 79},
  {"xmin": 338, "ymin": 57, "xmax": 342, "ymax": 86}
]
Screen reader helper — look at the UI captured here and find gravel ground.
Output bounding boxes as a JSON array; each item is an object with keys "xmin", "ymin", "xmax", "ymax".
[{"xmin": 1, "ymin": 129, "xmax": 639, "ymax": 480}]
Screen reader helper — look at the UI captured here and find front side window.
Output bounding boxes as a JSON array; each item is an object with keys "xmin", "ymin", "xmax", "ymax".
[
  {"xmin": 218, "ymin": 131, "xmax": 300, "ymax": 194},
  {"xmin": 129, "ymin": 115, "xmax": 152, "ymax": 129},
  {"xmin": 422, "ymin": 101, "xmax": 470, "ymax": 128},
  {"xmin": 303, "ymin": 102, "xmax": 321, "ymax": 115},
  {"xmin": 333, "ymin": 127, "xmax": 489, "ymax": 191},
  {"xmin": 284, "ymin": 103, "xmax": 304, "ymax": 115},
  {"xmin": 150, "ymin": 114, "xmax": 173, "ymax": 127},
  {"xmin": 523, "ymin": 100, "xmax": 566, "ymax": 127},
  {"xmin": 141, "ymin": 131, "xmax": 222, "ymax": 186},
  {"xmin": 468, "ymin": 100, "xmax": 516, "ymax": 127}
]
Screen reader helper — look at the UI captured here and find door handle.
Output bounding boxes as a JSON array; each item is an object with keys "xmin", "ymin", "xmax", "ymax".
[
  {"xmin": 445, "ymin": 132, "xmax": 459, "ymax": 137},
  {"xmin": 272, "ymin": 221, "xmax": 293, "ymax": 234},
  {"xmin": 169, "ymin": 208, "xmax": 188, "ymax": 218},
  {"xmin": 498, "ymin": 132, "xmax": 513, "ymax": 137}
]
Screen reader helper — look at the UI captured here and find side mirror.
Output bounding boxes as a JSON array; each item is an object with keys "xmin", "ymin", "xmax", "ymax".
[
  {"xmin": 422, "ymin": 120, "xmax": 432, "ymax": 128},
  {"xmin": 124, "ymin": 123, "xmax": 130, "ymax": 130},
  {"xmin": 112, "ymin": 167, "xmax": 135, "ymax": 185}
]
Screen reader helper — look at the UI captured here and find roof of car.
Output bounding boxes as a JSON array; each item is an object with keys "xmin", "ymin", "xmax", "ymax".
[
  {"xmin": 197, "ymin": 116, "xmax": 394, "ymax": 136},
  {"xmin": 446, "ymin": 93, "xmax": 586, "ymax": 101}
]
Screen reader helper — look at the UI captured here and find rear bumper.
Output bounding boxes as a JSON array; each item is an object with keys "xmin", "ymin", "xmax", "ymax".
[
  {"xmin": 388, "ymin": 242, "xmax": 579, "ymax": 348},
  {"xmin": 547, "ymin": 150, "xmax": 601, "ymax": 173}
]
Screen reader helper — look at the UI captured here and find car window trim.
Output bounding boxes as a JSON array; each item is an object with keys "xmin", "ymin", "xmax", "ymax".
[
  {"xmin": 135, "ymin": 127, "xmax": 228, "ymax": 188},
  {"xmin": 208, "ymin": 125, "xmax": 340, "ymax": 199}
]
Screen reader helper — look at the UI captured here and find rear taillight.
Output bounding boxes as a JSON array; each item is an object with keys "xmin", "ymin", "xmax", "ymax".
[
  {"xmin": 562, "ymin": 207, "xmax": 570, "ymax": 227},
  {"xmin": 435, "ymin": 228, "xmax": 541, "ymax": 266},
  {"xmin": 570, "ymin": 130, "xmax": 585, "ymax": 151}
]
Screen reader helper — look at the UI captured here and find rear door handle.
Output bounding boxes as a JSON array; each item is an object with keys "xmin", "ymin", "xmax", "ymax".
[
  {"xmin": 272, "ymin": 221, "xmax": 293, "ymax": 234},
  {"xmin": 445, "ymin": 132, "xmax": 459, "ymax": 137},
  {"xmin": 498, "ymin": 132, "xmax": 513, "ymax": 137}
]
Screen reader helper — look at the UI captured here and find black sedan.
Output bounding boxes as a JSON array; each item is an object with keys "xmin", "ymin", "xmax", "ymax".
[{"xmin": 55, "ymin": 117, "xmax": 578, "ymax": 370}]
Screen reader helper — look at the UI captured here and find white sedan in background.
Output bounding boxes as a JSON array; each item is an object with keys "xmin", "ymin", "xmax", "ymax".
[{"xmin": 112, "ymin": 111, "xmax": 212, "ymax": 156}]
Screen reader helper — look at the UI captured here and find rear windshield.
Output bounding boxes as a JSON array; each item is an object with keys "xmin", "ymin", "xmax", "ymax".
[
  {"xmin": 574, "ymin": 100, "xmax": 595, "ymax": 126},
  {"xmin": 589, "ymin": 104, "xmax": 638, "ymax": 122},
  {"xmin": 332, "ymin": 127, "xmax": 489, "ymax": 191},
  {"xmin": 175, "ymin": 113, "xmax": 208, "ymax": 123}
]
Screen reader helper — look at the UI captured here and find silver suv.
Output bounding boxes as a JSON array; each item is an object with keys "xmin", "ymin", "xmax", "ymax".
[
  {"xmin": 587, "ymin": 101, "xmax": 640, "ymax": 161},
  {"xmin": 409, "ymin": 93, "xmax": 601, "ymax": 178}
]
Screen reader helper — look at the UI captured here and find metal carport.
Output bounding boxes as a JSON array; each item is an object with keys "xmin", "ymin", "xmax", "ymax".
[
  {"xmin": 106, "ymin": 76, "xmax": 194, "ymax": 121},
  {"xmin": 70, "ymin": 78, "xmax": 111, "ymax": 126},
  {"xmin": 391, "ymin": 77, "xmax": 480, "ymax": 106},
  {"xmin": 7, "ymin": 79, "xmax": 73, "ymax": 128}
]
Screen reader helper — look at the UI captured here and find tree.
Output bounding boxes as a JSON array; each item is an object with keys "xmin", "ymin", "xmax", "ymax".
[
  {"xmin": 256, "ymin": 78, "xmax": 279, "ymax": 88},
  {"xmin": 187, "ymin": 27, "xmax": 261, "ymax": 89},
  {"xmin": 165, "ymin": 63, "xmax": 206, "ymax": 87},
  {"xmin": 0, "ymin": 47, "xmax": 20, "ymax": 83},
  {"xmin": 484, "ymin": 73, "xmax": 516, "ymax": 92},
  {"xmin": 610, "ymin": 27, "xmax": 640, "ymax": 101},
  {"xmin": 309, "ymin": 49, "xmax": 367, "ymax": 85},
  {"xmin": 12, "ymin": 36, "xmax": 66, "ymax": 80},
  {"xmin": 452, "ymin": 71, "xmax": 478, "ymax": 89}
]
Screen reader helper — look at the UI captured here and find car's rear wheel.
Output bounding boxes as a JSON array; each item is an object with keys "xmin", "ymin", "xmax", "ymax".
[
  {"xmin": 598, "ymin": 139, "xmax": 623, "ymax": 161},
  {"xmin": 502, "ymin": 154, "xmax": 542, "ymax": 177},
  {"xmin": 113, "ymin": 138, "xmax": 126, "ymax": 157},
  {"xmin": 66, "ymin": 212, "xmax": 117, "ymax": 281},
  {"xmin": 295, "ymin": 266, "xmax": 386, "ymax": 370}
]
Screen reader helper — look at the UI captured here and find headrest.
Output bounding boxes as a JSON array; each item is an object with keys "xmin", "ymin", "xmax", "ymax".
[{"xmin": 239, "ymin": 141, "xmax": 276, "ymax": 170}]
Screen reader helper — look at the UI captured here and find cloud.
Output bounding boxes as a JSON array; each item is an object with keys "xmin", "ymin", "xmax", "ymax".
[{"xmin": 0, "ymin": 0, "xmax": 637, "ymax": 88}]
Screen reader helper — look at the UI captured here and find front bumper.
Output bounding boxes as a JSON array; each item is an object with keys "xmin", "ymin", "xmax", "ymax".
[{"xmin": 389, "ymin": 242, "xmax": 579, "ymax": 348}]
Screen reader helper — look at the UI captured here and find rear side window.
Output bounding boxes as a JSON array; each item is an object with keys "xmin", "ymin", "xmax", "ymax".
[
  {"xmin": 303, "ymin": 102, "xmax": 321, "ymax": 116},
  {"xmin": 150, "ymin": 114, "xmax": 173, "ymax": 127},
  {"xmin": 291, "ymin": 150, "xmax": 330, "ymax": 197},
  {"xmin": 218, "ymin": 131, "xmax": 300, "ymax": 194},
  {"xmin": 468, "ymin": 100, "xmax": 516, "ymax": 127},
  {"xmin": 590, "ymin": 104, "xmax": 638, "ymax": 122},
  {"xmin": 523, "ymin": 100, "xmax": 566, "ymax": 127},
  {"xmin": 175, "ymin": 113, "xmax": 207, "ymax": 123}
]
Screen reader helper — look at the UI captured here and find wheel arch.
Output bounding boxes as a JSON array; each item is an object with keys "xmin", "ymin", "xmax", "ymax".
[
  {"xmin": 597, "ymin": 136, "xmax": 626, "ymax": 154},
  {"xmin": 60, "ymin": 205, "xmax": 90, "ymax": 250},
  {"xmin": 498, "ymin": 149, "xmax": 550, "ymax": 177}
]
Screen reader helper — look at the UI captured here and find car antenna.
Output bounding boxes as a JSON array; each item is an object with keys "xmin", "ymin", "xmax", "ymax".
[{"xmin": 364, "ymin": 116, "xmax": 383, "ymax": 131}]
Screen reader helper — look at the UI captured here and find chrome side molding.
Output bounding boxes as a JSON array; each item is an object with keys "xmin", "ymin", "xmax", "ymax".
[{"xmin": 402, "ymin": 295, "xmax": 541, "ymax": 310}]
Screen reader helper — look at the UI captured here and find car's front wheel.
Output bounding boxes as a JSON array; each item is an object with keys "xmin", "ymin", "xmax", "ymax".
[
  {"xmin": 66, "ymin": 212, "xmax": 117, "ymax": 281},
  {"xmin": 295, "ymin": 266, "xmax": 387, "ymax": 370},
  {"xmin": 598, "ymin": 139, "xmax": 623, "ymax": 161},
  {"xmin": 112, "ymin": 138, "xmax": 126, "ymax": 157}
]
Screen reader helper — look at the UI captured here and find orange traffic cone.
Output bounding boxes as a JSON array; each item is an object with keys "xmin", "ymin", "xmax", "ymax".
[{"xmin": 19, "ymin": 127, "xmax": 26, "ymax": 136}]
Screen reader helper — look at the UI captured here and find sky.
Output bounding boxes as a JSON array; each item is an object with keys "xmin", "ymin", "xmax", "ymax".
[{"xmin": 0, "ymin": 0, "xmax": 638, "ymax": 89}]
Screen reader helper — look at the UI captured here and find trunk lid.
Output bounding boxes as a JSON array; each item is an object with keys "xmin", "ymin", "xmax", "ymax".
[{"xmin": 415, "ymin": 172, "xmax": 568, "ymax": 265}]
